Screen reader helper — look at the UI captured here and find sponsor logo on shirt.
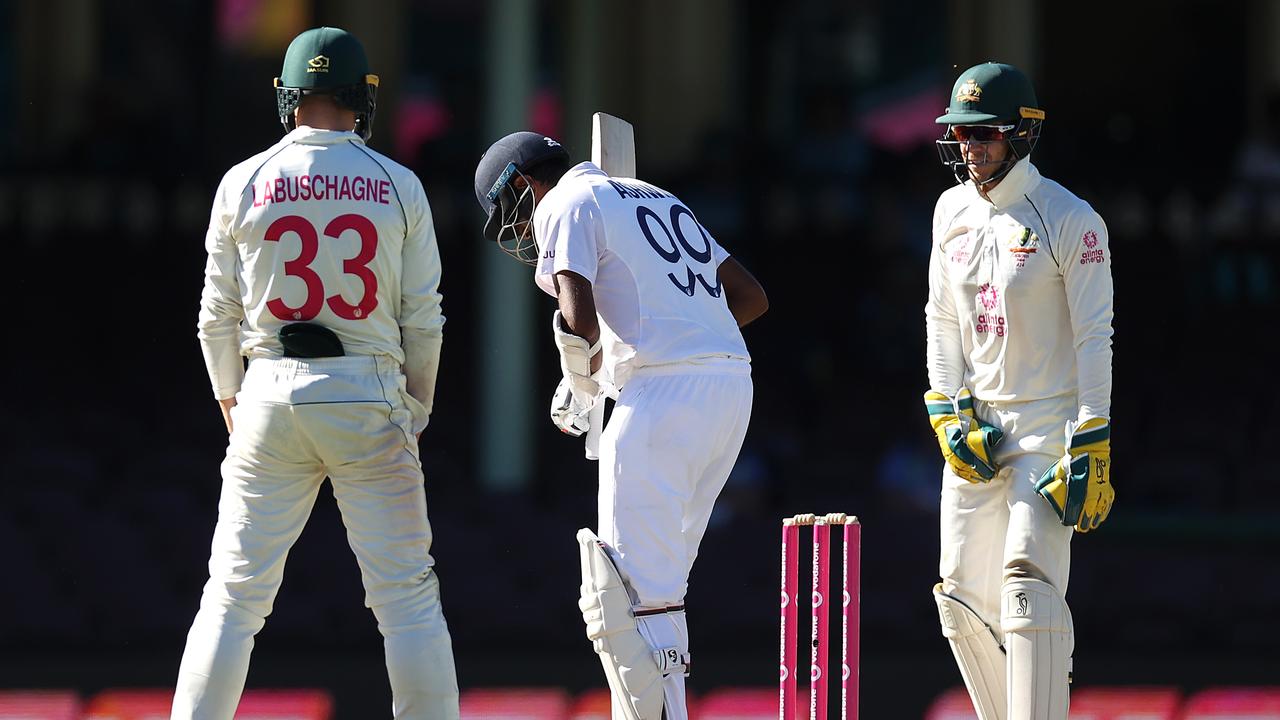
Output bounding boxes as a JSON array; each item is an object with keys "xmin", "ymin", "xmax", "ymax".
[
  {"xmin": 1080, "ymin": 229, "xmax": 1105, "ymax": 264},
  {"xmin": 945, "ymin": 227, "xmax": 972, "ymax": 264},
  {"xmin": 977, "ymin": 282, "xmax": 1000, "ymax": 311},
  {"xmin": 975, "ymin": 283, "xmax": 1006, "ymax": 337}
]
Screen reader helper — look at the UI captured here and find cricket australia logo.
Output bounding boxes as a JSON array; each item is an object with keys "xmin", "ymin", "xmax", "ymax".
[
  {"xmin": 307, "ymin": 55, "xmax": 330, "ymax": 73},
  {"xmin": 1009, "ymin": 226, "xmax": 1039, "ymax": 268},
  {"xmin": 957, "ymin": 78, "xmax": 982, "ymax": 104}
]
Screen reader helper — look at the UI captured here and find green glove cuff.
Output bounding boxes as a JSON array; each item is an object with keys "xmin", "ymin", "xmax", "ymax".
[{"xmin": 1062, "ymin": 453, "xmax": 1091, "ymax": 524}]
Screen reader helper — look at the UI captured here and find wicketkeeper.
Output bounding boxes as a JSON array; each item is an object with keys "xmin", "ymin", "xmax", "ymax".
[{"xmin": 924, "ymin": 62, "xmax": 1115, "ymax": 720}]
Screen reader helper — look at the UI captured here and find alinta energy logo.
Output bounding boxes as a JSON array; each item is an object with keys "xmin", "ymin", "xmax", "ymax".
[
  {"xmin": 975, "ymin": 283, "xmax": 1006, "ymax": 337},
  {"xmin": 977, "ymin": 282, "xmax": 1000, "ymax": 311},
  {"xmin": 1080, "ymin": 229, "xmax": 1105, "ymax": 265}
]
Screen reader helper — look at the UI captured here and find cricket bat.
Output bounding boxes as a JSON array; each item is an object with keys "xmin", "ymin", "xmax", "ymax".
[
  {"xmin": 583, "ymin": 113, "xmax": 635, "ymax": 460},
  {"xmin": 592, "ymin": 112, "xmax": 636, "ymax": 178}
]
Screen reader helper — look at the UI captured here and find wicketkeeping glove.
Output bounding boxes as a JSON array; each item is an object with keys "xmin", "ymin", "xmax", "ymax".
[
  {"xmin": 924, "ymin": 388, "xmax": 1005, "ymax": 483},
  {"xmin": 1035, "ymin": 417, "xmax": 1113, "ymax": 532}
]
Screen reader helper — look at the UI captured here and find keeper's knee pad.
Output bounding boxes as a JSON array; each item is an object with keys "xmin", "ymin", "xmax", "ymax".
[
  {"xmin": 934, "ymin": 583, "xmax": 1007, "ymax": 720},
  {"xmin": 1001, "ymin": 578, "xmax": 1073, "ymax": 720}
]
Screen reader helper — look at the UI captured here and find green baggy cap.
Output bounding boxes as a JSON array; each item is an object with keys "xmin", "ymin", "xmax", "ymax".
[
  {"xmin": 936, "ymin": 62, "xmax": 1043, "ymax": 125},
  {"xmin": 278, "ymin": 27, "xmax": 370, "ymax": 90}
]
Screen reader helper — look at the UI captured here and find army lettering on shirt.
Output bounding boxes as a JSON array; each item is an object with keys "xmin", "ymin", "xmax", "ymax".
[{"xmin": 252, "ymin": 174, "xmax": 392, "ymax": 207}]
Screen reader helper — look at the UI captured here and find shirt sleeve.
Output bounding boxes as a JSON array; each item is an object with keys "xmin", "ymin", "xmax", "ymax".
[
  {"xmin": 925, "ymin": 199, "xmax": 966, "ymax": 395},
  {"xmin": 399, "ymin": 177, "xmax": 445, "ymax": 337},
  {"xmin": 534, "ymin": 190, "xmax": 604, "ymax": 286},
  {"xmin": 196, "ymin": 175, "xmax": 246, "ymax": 400},
  {"xmin": 398, "ymin": 177, "xmax": 446, "ymax": 432},
  {"xmin": 1058, "ymin": 207, "xmax": 1114, "ymax": 422},
  {"xmin": 711, "ymin": 234, "xmax": 731, "ymax": 266}
]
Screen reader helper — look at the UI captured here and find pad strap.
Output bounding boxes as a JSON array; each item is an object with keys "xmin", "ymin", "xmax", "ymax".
[
  {"xmin": 653, "ymin": 646, "xmax": 691, "ymax": 677},
  {"xmin": 633, "ymin": 604, "xmax": 686, "ymax": 618}
]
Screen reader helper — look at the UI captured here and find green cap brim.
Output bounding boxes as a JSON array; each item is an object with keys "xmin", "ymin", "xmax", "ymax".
[{"xmin": 936, "ymin": 111, "xmax": 1001, "ymax": 125}]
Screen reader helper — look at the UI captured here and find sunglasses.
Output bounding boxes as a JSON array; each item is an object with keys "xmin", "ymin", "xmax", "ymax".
[{"xmin": 950, "ymin": 124, "xmax": 1015, "ymax": 142}]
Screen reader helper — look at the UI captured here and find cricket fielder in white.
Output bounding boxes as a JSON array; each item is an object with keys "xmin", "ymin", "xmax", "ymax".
[
  {"xmin": 473, "ymin": 131, "xmax": 768, "ymax": 720},
  {"xmin": 175, "ymin": 27, "xmax": 459, "ymax": 719},
  {"xmin": 924, "ymin": 62, "xmax": 1115, "ymax": 720}
]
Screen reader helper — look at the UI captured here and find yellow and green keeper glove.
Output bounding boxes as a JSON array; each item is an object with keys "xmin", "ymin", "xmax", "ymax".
[
  {"xmin": 923, "ymin": 388, "xmax": 1005, "ymax": 483},
  {"xmin": 1035, "ymin": 417, "xmax": 1114, "ymax": 532}
]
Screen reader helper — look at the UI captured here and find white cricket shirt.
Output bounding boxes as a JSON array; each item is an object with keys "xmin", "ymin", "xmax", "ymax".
[
  {"xmin": 533, "ymin": 162, "xmax": 749, "ymax": 388},
  {"xmin": 197, "ymin": 127, "xmax": 444, "ymax": 400},
  {"xmin": 926, "ymin": 157, "xmax": 1113, "ymax": 421}
]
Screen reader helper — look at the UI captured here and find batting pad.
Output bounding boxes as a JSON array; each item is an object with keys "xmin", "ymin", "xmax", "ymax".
[{"xmin": 577, "ymin": 528, "xmax": 669, "ymax": 720}]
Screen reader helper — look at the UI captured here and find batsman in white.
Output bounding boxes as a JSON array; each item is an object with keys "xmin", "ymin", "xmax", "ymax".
[
  {"xmin": 924, "ymin": 62, "xmax": 1115, "ymax": 720},
  {"xmin": 174, "ymin": 27, "xmax": 459, "ymax": 720},
  {"xmin": 473, "ymin": 125, "xmax": 768, "ymax": 720}
]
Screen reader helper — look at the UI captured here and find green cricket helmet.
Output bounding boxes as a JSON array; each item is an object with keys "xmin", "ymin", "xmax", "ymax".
[
  {"xmin": 936, "ymin": 62, "xmax": 1044, "ymax": 185},
  {"xmin": 274, "ymin": 27, "xmax": 380, "ymax": 141}
]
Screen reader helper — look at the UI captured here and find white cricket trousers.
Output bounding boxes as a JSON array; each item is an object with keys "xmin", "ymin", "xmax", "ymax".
[
  {"xmin": 938, "ymin": 394, "xmax": 1075, "ymax": 631},
  {"xmin": 172, "ymin": 356, "xmax": 459, "ymax": 720},
  {"xmin": 938, "ymin": 393, "xmax": 1077, "ymax": 720},
  {"xmin": 597, "ymin": 363, "xmax": 753, "ymax": 720}
]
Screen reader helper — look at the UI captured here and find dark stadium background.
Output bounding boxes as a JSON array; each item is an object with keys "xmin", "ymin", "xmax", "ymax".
[{"xmin": 2, "ymin": 0, "xmax": 1277, "ymax": 717}]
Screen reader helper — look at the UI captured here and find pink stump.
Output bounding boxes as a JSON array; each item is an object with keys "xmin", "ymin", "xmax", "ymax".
[
  {"xmin": 811, "ymin": 521, "xmax": 831, "ymax": 720},
  {"xmin": 843, "ymin": 520, "xmax": 861, "ymax": 720},
  {"xmin": 780, "ymin": 520, "xmax": 799, "ymax": 720}
]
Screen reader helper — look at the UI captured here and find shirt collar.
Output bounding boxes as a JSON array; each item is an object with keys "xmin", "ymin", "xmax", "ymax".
[
  {"xmin": 982, "ymin": 156, "xmax": 1040, "ymax": 209},
  {"xmin": 284, "ymin": 126, "xmax": 363, "ymax": 145},
  {"xmin": 563, "ymin": 160, "xmax": 607, "ymax": 179}
]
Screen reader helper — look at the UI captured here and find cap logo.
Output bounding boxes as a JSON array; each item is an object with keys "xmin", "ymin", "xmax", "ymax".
[
  {"xmin": 544, "ymin": 137, "xmax": 561, "ymax": 148},
  {"xmin": 307, "ymin": 55, "xmax": 330, "ymax": 73},
  {"xmin": 957, "ymin": 78, "xmax": 982, "ymax": 104}
]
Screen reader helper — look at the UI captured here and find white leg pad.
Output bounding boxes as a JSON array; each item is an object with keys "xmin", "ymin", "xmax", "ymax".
[
  {"xmin": 934, "ymin": 583, "xmax": 1007, "ymax": 720},
  {"xmin": 579, "ymin": 528, "xmax": 684, "ymax": 720},
  {"xmin": 1001, "ymin": 578, "xmax": 1073, "ymax": 720}
]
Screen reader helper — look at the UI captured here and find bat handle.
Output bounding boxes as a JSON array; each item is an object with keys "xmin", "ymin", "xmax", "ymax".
[{"xmin": 584, "ymin": 402, "xmax": 606, "ymax": 460}]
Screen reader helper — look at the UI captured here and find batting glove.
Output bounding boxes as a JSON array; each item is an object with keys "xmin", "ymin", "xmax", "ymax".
[
  {"xmin": 924, "ymin": 388, "xmax": 1005, "ymax": 483},
  {"xmin": 1035, "ymin": 417, "xmax": 1113, "ymax": 532},
  {"xmin": 550, "ymin": 377, "xmax": 593, "ymax": 437}
]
